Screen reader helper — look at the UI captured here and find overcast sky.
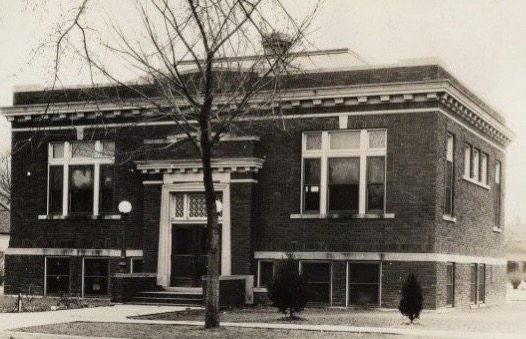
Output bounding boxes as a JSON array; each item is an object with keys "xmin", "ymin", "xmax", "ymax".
[{"xmin": 0, "ymin": 0, "xmax": 525, "ymax": 225}]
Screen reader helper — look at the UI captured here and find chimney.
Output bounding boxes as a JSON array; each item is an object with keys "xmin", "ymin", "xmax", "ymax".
[{"xmin": 262, "ymin": 32, "xmax": 292, "ymax": 55}]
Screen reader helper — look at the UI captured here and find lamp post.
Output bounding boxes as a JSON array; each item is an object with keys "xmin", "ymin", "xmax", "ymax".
[{"xmin": 118, "ymin": 200, "xmax": 132, "ymax": 273}]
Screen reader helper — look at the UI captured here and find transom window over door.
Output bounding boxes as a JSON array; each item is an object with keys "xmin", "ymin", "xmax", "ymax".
[
  {"xmin": 172, "ymin": 192, "xmax": 223, "ymax": 220},
  {"xmin": 302, "ymin": 129, "xmax": 387, "ymax": 215},
  {"xmin": 48, "ymin": 141, "xmax": 115, "ymax": 216}
]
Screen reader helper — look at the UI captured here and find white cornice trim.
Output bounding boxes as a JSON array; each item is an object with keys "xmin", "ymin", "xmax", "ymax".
[
  {"xmin": 254, "ymin": 251, "xmax": 507, "ymax": 265},
  {"xmin": 9, "ymin": 108, "xmax": 507, "ymax": 151},
  {"xmin": 136, "ymin": 157, "xmax": 264, "ymax": 174},
  {"xmin": 6, "ymin": 248, "xmax": 143, "ymax": 257},
  {"xmin": 1, "ymin": 80, "xmax": 513, "ymax": 144}
]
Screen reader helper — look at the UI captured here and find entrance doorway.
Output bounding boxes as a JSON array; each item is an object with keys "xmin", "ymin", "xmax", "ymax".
[{"xmin": 171, "ymin": 224, "xmax": 221, "ymax": 286}]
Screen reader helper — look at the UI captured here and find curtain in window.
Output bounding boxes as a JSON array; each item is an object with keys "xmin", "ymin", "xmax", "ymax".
[{"xmin": 328, "ymin": 158, "xmax": 359, "ymax": 211}]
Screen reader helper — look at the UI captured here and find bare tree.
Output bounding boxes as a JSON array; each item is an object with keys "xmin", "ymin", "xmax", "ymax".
[
  {"xmin": 32, "ymin": 0, "xmax": 318, "ymax": 328},
  {"xmin": 0, "ymin": 151, "xmax": 10, "ymax": 212}
]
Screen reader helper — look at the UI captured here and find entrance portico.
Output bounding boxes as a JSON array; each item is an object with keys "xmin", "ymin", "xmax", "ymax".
[{"xmin": 136, "ymin": 158, "xmax": 263, "ymax": 287}]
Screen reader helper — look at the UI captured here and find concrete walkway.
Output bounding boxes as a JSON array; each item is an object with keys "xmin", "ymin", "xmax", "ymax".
[{"xmin": 0, "ymin": 304, "xmax": 523, "ymax": 339}]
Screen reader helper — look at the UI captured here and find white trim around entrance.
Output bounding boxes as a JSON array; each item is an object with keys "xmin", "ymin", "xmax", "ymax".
[{"xmin": 156, "ymin": 172, "xmax": 232, "ymax": 287}]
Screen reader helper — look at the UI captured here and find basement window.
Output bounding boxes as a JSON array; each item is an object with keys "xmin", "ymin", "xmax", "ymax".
[
  {"xmin": 83, "ymin": 258, "xmax": 109, "ymax": 297},
  {"xmin": 46, "ymin": 257, "xmax": 70, "ymax": 295}
]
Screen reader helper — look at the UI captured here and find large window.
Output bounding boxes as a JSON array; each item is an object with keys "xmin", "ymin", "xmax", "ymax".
[
  {"xmin": 445, "ymin": 134, "xmax": 455, "ymax": 216},
  {"xmin": 446, "ymin": 262, "xmax": 455, "ymax": 307},
  {"xmin": 83, "ymin": 258, "xmax": 109, "ymax": 296},
  {"xmin": 470, "ymin": 264, "xmax": 477, "ymax": 304},
  {"xmin": 302, "ymin": 130, "xmax": 386, "ymax": 215},
  {"xmin": 48, "ymin": 141, "xmax": 115, "ymax": 216},
  {"xmin": 478, "ymin": 264, "xmax": 486, "ymax": 304},
  {"xmin": 348, "ymin": 263, "xmax": 380, "ymax": 306},
  {"xmin": 301, "ymin": 262, "xmax": 331, "ymax": 304},
  {"xmin": 46, "ymin": 257, "xmax": 70, "ymax": 295},
  {"xmin": 495, "ymin": 161, "xmax": 502, "ymax": 228},
  {"xmin": 464, "ymin": 144, "xmax": 488, "ymax": 186}
]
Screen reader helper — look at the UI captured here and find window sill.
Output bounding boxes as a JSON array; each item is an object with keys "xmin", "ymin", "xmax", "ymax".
[
  {"xmin": 492, "ymin": 227, "xmax": 503, "ymax": 233},
  {"xmin": 442, "ymin": 215, "xmax": 457, "ymax": 223},
  {"xmin": 254, "ymin": 287, "xmax": 268, "ymax": 293},
  {"xmin": 38, "ymin": 214, "xmax": 122, "ymax": 220},
  {"xmin": 463, "ymin": 176, "xmax": 490, "ymax": 190},
  {"xmin": 290, "ymin": 213, "xmax": 395, "ymax": 219}
]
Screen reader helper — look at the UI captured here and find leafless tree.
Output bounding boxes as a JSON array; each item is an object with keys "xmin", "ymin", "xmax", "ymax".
[
  {"xmin": 32, "ymin": 0, "xmax": 318, "ymax": 328},
  {"xmin": 0, "ymin": 151, "xmax": 10, "ymax": 212}
]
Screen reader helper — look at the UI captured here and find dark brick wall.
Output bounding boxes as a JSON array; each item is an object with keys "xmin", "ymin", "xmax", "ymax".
[
  {"xmin": 110, "ymin": 275, "xmax": 157, "ymax": 303},
  {"xmin": 434, "ymin": 113, "xmax": 506, "ymax": 257},
  {"xmin": 142, "ymin": 184, "xmax": 162, "ymax": 273},
  {"xmin": 230, "ymin": 183, "xmax": 255, "ymax": 276},
  {"xmin": 9, "ymin": 131, "xmax": 143, "ymax": 251},
  {"xmin": 253, "ymin": 113, "xmax": 438, "ymax": 253},
  {"xmin": 331, "ymin": 262, "xmax": 346, "ymax": 307},
  {"xmin": 5, "ymin": 255, "xmax": 44, "ymax": 295},
  {"xmin": 382, "ymin": 261, "xmax": 437, "ymax": 309}
]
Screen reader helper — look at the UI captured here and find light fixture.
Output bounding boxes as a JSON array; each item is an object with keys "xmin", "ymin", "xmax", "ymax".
[
  {"xmin": 215, "ymin": 200, "xmax": 223, "ymax": 214},
  {"xmin": 118, "ymin": 200, "xmax": 132, "ymax": 215}
]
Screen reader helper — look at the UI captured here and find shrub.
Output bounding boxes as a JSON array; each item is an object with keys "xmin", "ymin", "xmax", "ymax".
[
  {"xmin": 267, "ymin": 252, "xmax": 308, "ymax": 319},
  {"xmin": 398, "ymin": 273, "xmax": 423, "ymax": 324},
  {"xmin": 508, "ymin": 271, "xmax": 523, "ymax": 289}
]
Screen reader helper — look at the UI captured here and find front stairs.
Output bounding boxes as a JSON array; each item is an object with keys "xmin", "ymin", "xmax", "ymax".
[{"xmin": 128, "ymin": 287, "xmax": 203, "ymax": 307}]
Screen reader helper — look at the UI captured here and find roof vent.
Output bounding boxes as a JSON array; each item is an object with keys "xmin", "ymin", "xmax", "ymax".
[{"xmin": 262, "ymin": 32, "xmax": 292, "ymax": 55}]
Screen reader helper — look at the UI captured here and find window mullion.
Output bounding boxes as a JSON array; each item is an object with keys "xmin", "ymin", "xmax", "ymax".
[
  {"xmin": 93, "ymin": 163, "xmax": 100, "ymax": 216},
  {"xmin": 320, "ymin": 132, "xmax": 329, "ymax": 215},
  {"xmin": 358, "ymin": 131, "xmax": 367, "ymax": 215}
]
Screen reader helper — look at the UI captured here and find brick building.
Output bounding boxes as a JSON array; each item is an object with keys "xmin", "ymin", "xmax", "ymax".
[{"xmin": 0, "ymin": 49, "xmax": 513, "ymax": 309}]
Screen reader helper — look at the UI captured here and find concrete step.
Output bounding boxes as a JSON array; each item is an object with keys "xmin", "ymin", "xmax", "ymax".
[
  {"xmin": 134, "ymin": 291, "xmax": 202, "ymax": 299},
  {"xmin": 127, "ymin": 288, "xmax": 204, "ymax": 307}
]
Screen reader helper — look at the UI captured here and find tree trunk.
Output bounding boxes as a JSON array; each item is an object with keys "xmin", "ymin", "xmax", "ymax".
[{"xmin": 202, "ymin": 54, "xmax": 220, "ymax": 329}]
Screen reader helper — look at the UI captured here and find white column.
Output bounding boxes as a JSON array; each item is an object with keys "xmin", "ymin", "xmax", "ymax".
[{"xmin": 156, "ymin": 187, "xmax": 172, "ymax": 286}]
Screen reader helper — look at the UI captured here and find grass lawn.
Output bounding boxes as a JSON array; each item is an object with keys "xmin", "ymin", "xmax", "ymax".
[
  {"xmin": 0, "ymin": 294, "xmax": 110, "ymax": 313},
  {"xmin": 17, "ymin": 322, "xmax": 432, "ymax": 339},
  {"xmin": 131, "ymin": 303, "xmax": 526, "ymax": 334}
]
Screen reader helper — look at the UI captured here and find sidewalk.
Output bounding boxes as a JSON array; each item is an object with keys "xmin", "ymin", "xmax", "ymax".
[
  {"xmin": 2, "ymin": 285, "xmax": 526, "ymax": 339},
  {"xmin": 0, "ymin": 303, "xmax": 524, "ymax": 339}
]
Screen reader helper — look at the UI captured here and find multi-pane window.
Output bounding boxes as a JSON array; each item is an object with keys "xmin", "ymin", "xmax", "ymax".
[
  {"xmin": 470, "ymin": 264, "xmax": 477, "ymax": 304},
  {"xmin": 258, "ymin": 261, "xmax": 274, "ymax": 288},
  {"xmin": 130, "ymin": 258, "xmax": 144, "ymax": 273},
  {"xmin": 348, "ymin": 263, "xmax": 380, "ymax": 306},
  {"xmin": 478, "ymin": 264, "xmax": 486, "ymax": 304},
  {"xmin": 48, "ymin": 141, "xmax": 115, "ymax": 216},
  {"xmin": 445, "ymin": 134, "xmax": 455, "ymax": 216},
  {"xmin": 83, "ymin": 258, "xmax": 109, "ymax": 296},
  {"xmin": 302, "ymin": 129, "xmax": 387, "ymax": 215},
  {"xmin": 46, "ymin": 257, "xmax": 70, "ymax": 295},
  {"xmin": 301, "ymin": 262, "xmax": 331, "ymax": 304},
  {"xmin": 446, "ymin": 262, "xmax": 455, "ymax": 307},
  {"xmin": 172, "ymin": 192, "xmax": 222, "ymax": 220},
  {"xmin": 464, "ymin": 144, "xmax": 488, "ymax": 186},
  {"xmin": 495, "ymin": 161, "xmax": 502, "ymax": 228}
]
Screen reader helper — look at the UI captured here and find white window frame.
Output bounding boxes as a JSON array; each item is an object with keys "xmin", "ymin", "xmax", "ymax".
[
  {"xmin": 463, "ymin": 144, "xmax": 489, "ymax": 189},
  {"xmin": 48, "ymin": 141, "xmax": 114, "ymax": 216},
  {"xmin": 257, "ymin": 260, "xmax": 275, "ymax": 288},
  {"xmin": 170, "ymin": 192, "xmax": 223, "ymax": 223},
  {"xmin": 301, "ymin": 129, "xmax": 387, "ymax": 216},
  {"xmin": 299, "ymin": 260, "xmax": 333, "ymax": 306},
  {"xmin": 130, "ymin": 257, "xmax": 144, "ymax": 273},
  {"xmin": 81, "ymin": 257, "xmax": 110, "ymax": 298},
  {"xmin": 444, "ymin": 133, "xmax": 455, "ymax": 218},
  {"xmin": 44, "ymin": 256, "xmax": 71, "ymax": 296},
  {"xmin": 346, "ymin": 261, "xmax": 382, "ymax": 307}
]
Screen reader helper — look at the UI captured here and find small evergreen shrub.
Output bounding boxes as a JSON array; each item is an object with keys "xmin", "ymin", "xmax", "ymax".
[
  {"xmin": 267, "ymin": 252, "xmax": 308, "ymax": 319},
  {"xmin": 398, "ymin": 273, "xmax": 423, "ymax": 324},
  {"xmin": 508, "ymin": 272, "xmax": 523, "ymax": 289}
]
